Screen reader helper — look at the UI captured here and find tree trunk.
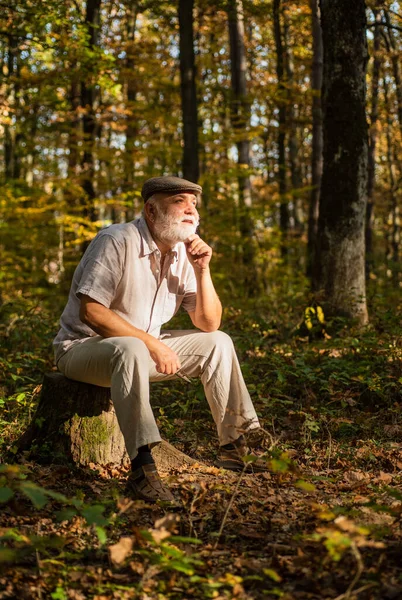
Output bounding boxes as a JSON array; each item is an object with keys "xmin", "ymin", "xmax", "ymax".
[
  {"xmin": 273, "ymin": 0, "xmax": 289, "ymax": 251},
  {"xmin": 227, "ymin": 0, "xmax": 257, "ymax": 286},
  {"xmin": 68, "ymin": 79, "xmax": 81, "ymax": 178},
  {"xmin": 284, "ymin": 11, "xmax": 303, "ymax": 233},
  {"xmin": 384, "ymin": 10, "xmax": 402, "ymax": 137},
  {"xmin": 4, "ymin": 35, "xmax": 19, "ymax": 181},
  {"xmin": 383, "ymin": 78, "xmax": 400, "ymax": 287},
  {"xmin": 17, "ymin": 374, "xmax": 198, "ymax": 472},
  {"xmin": 228, "ymin": 0, "xmax": 251, "ymax": 208},
  {"xmin": 80, "ymin": 0, "xmax": 101, "ymax": 222},
  {"xmin": 179, "ymin": 0, "xmax": 199, "ymax": 183},
  {"xmin": 312, "ymin": 0, "xmax": 369, "ymax": 324},
  {"xmin": 307, "ymin": 0, "xmax": 323, "ymax": 276},
  {"xmin": 365, "ymin": 9, "xmax": 381, "ymax": 278},
  {"xmin": 123, "ymin": 1, "xmax": 139, "ymax": 192}
]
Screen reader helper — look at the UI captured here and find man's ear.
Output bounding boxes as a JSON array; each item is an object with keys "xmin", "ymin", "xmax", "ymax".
[{"xmin": 144, "ymin": 201, "xmax": 155, "ymax": 222}]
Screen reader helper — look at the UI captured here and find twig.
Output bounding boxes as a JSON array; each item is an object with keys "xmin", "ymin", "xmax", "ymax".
[
  {"xmin": 324, "ymin": 421, "xmax": 332, "ymax": 472},
  {"xmin": 36, "ymin": 523, "xmax": 42, "ymax": 600},
  {"xmin": 335, "ymin": 542, "xmax": 364, "ymax": 600},
  {"xmin": 332, "ymin": 582, "xmax": 376, "ymax": 600},
  {"xmin": 214, "ymin": 465, "xmax": 247, "ymax": 549},
  {"xmin": 188, "ymin": 490, "xmax": 200, "ymax": 540}
]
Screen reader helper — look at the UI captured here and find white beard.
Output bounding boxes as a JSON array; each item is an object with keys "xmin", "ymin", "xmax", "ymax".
[{"xmin": 153, "ymin": 205, "xmax": 199, "ymax": 244}]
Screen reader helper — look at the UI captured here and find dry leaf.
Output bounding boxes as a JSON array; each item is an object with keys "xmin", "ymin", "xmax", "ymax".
[
  {"xmin": 344, "ymin": 470, "xmax": 368, "ymax": 483},
  {"xmin": 108, "ymin": 536, "xmax": 134, "ymax": 565},
  {"xmin": 377, "ymin": 471, "xmax": 393, "ymax": 484},
  {"xmin": 150, "ymin": 528, "xmax": 171, "ymax": 543},
  {"xmin": 154, "ymin": 513, "xmax": 180, "ymax": 531}
]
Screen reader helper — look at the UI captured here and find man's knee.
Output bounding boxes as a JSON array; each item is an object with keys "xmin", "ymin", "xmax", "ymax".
[
  {"xmin": 110, "ymin": 336, "xmax": 149, "ymax": 363},
  {"xmin": 202, "ymin": 330, "xmax": 235, "ymax": 353}
]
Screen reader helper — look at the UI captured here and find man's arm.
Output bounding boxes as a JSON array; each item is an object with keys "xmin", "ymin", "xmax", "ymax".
[
  {"xmin": 185, "ymin": 235, "xmax": 222, "ymax": 332},
  {"xmin": 79, "ymin": 295, "xmax": 181, "ymax": 375}
]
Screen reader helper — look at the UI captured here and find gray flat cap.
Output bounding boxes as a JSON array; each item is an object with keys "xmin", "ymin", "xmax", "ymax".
[{"xmin": 141, "ymin": 176, "xmax": 202, "ymax": 202}]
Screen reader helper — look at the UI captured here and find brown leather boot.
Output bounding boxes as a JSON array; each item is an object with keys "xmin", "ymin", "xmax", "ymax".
[
  {"xmin": 126, "ymin": 464, "xmax": 179, "ymax": 505},
  {"xmin": 216, "ymin": 439, "xmax": 269, "ymax": 472}
]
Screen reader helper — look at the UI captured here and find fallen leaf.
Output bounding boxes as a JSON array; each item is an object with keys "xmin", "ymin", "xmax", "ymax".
[
  {"xmin": 154, "ymin": 513, "xmax": 180, "ymax": 531},
  {"xmin": 108, "ymin": 537, "xmax": 133, "ymax": 565},
  {"xmin": 344, "ymin": 471, "xmax": 369, "ymax": 483},
  {"xmin": 377, "ymin": 471, "xmax": 393, "ymax": 484}
]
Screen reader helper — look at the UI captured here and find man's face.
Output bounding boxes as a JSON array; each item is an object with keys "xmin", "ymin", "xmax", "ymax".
[{"xmin": 151, "ymin": 192, "xmax": 200, "ymax": 244}]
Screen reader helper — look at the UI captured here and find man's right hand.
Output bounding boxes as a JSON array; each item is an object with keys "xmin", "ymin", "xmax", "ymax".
[
  {"xmin": 80, "ymin": 296, "xmax": 181, "ymax": 374},
  {"xmin": 147, "ymin": 338, "xmax": 181, "ymax": 375}
]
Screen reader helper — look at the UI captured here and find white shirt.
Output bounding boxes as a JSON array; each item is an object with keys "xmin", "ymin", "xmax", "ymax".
[{"xmin": 53, "ymin": 217, "xmax": 197, "ymax": 363}]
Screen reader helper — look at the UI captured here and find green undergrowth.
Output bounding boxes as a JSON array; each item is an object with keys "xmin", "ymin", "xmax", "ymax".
[{"xmin": 0, "ymin": 284, "xmax": 402, "ymax": 598}]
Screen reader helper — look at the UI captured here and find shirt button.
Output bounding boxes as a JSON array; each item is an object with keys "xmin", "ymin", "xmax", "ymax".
[{"xmin": 156, "ymin": 269, "xmax": 159, "ymax": 273}]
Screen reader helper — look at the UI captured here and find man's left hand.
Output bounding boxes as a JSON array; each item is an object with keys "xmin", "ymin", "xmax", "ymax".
[{"xmin": 185, "ymin": 234, "xmax": 212, "ymax": 271}]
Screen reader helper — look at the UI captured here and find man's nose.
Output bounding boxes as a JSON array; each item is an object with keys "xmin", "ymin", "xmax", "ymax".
[{"xmin": 185, "ymin": 201, "xmax": 198, "ymax": 215}]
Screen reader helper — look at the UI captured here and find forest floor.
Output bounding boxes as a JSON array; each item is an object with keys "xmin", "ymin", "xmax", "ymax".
[{"xmin": 1, "ymin": 297, "xmax": 402, "ymax": 599}]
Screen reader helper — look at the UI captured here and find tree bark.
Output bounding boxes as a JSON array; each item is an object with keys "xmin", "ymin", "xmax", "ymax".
[
  {"xmin": 312, "ymin": 0, "xmax": 369, "ymax": 324},
  {"xmin": 227, "ymin": 0, "xmax": 251, "ymax": 208},
  {"xmin": 123, "ymin": 1, "xmax": 139, "ymax": 192},
  {"xmin": 80, "ymin": 0, "xmax": 101, "ymax": 222},
  {"xmin": 4, "ymin": 35, "xmax": 20, "ymax": 181},
  {"xmin": 384, "ymin": 10, "xmax": 402, "ymax": 137},
  {"xmin": 365, "ymin": 9, "xmax": 382, "ymax": 278},
  {"xmin": 383, "ymin": 77, "xmax": 400, "ymax": 287},
  {"xmin": 284, "ymin": 11, "xmax": 303, "ymax": 233},
  {"xmin": 307, "ymin": 0, "xmax": 323, "ymax": 276},
  {"xmin": 227, "ymin": 0, "xmax": 257, "ymax": 285},
  {"xmin": 273, "ymin": 0, "xmax": 289, "ymax": 250},
  {"xmin": 179, "ymin": 0, "xmax": 199, "ymax": 183}
]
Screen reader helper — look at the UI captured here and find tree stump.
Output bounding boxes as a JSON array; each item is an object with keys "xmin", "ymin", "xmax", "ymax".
[{"xmin": 18, "ymin": 373, "xmax": 198, "ymax": 471}]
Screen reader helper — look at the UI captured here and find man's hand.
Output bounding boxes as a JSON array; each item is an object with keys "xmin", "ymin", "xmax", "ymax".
[
  {"xmin": 147, "ymin": 338, "xmax": 181, "ymax": 375},
  {"xmin": 185, "ymin": 234, "xmax": 212, "ymax": 271}
]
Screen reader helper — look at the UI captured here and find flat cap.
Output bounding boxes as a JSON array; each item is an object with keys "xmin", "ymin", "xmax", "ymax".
[{"xmin": 141, "ymin": 176, "xmax": 202, "ymax": 202}]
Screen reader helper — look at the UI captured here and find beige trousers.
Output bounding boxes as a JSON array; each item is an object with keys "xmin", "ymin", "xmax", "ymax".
[{"xmin": 57, "ymin": 330, "xmax": 260, "ymax": 459}]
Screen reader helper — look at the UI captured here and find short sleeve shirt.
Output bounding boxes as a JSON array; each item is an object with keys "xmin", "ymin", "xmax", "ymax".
[{"xmin": 53, "ymin": 217, "xmax": 197, "ymax": 362}]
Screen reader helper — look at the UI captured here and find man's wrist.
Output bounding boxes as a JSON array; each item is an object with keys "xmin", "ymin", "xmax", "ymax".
[{"xmin": 194, "ymin": 265, "xmax": 211, "ymax": 278}]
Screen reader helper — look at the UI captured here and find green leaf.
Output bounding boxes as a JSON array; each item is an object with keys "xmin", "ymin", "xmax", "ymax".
[
  {"xmin": 55, "ymin": 508, "xmax": 77, "ymax": 522},
  {"xmin": 160, "ymin": 544, "xmax": 184, "ymax": 559},
  {"xmin": 95, "ymin": 526, "xmax": 107, "ymax": 545},
  {"xmin": 263, "ymin": 568, "xmax": 282, "ymax": 582},
  {"xmin": 19, "ymin": 482, "xmax": 48, "ymax": 509},
  {"xmin": 81, "ymin": 504, "xmax": 108, "ymax": 526},
  {"xmin": 0, "ymin": 547, "xmax": 19, "ymax": 563},
  {"xmin": 169, "ymin": 536, "xmax": 203, "ymax": 545},
  {"xmin": 51, "ymin": 587, "xmax": 68, "ymax": 600},
  {"xmin": 0, "ymin": 487, "xmax": 14, "ymax": 503},
  {"xmin": 295, "ymin": 479, "xmax": 316, "ymax": 493},
  {"xmin": 45, "ymin": 489, "xmax": 70, "ymax": 503},
  {"xmin": 165, "ymin": 560, "xmax": 195, "ymax": 575}
]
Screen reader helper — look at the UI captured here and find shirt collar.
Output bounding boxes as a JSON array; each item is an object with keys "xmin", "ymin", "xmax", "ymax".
[{"xmin": 136, "ymin": 216, "xmax": 178, "ymax": 260}]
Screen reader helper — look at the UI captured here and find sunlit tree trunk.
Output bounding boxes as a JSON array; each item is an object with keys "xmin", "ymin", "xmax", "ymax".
[
  {"xmin": 4, "ymin": 36, "xmax": 20, "ymax": 180},
  {"xmin": 383, "ymin": 77, "xmax": 400, "ymax": 287},
  {"xmin": 384, "ymin": 10, "xmax": 402, "ymax": 137},
  {"xmin": 68, "ymin": 79, "xmax": 81, "ymax": 178},
  {"xmin": 307, "ymin": 0, "xmax": 323, "ymax": 276},
  {"xmin": 80, "ymin": 0, "xmax": 101, "ymax": 221},
  {"xmin": 313, "ymin": 0, "xmax": 369, "ymax": 324},
  {"xmin": 179, "ymin": 0, "xmax": 199, "ymax": 183},
  {"xmin": 284, "ymin": 12, "xmax": 303, "ymax": 233},
  {"xmin": 227, "ymin": 0, "xmax": 257, "ymax": 284},
  {"xmin": 273, "ymin": 0, "xmax": 289, "ymax": 250},
  {"xmin": 123, "ymin": 1, "xmax": 139, "ymax": 193},
  {"xmin": 365, "ymin": 9, "xmax": 381, "ymax": 278}
]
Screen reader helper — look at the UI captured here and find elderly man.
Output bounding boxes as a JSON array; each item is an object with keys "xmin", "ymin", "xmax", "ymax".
[{"xmin": 53, "ymin": 176, "xmax": 266, "ymax": 503}]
